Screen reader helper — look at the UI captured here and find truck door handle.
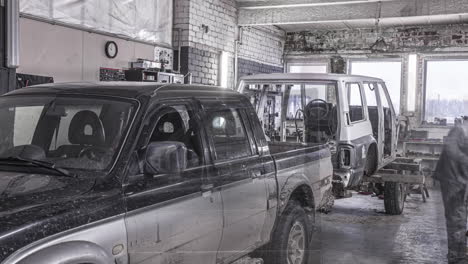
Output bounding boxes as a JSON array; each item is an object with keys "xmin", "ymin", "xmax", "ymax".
[
  {"xmin": 201, "ymin": 184, "xmax": 214, "ymax": 199},
  {"xmin": 201, "ymin": 184, "xmax": 214, "ymax": 192},
  {"xmin": 250, "ymin": 171, "xmax": 261, "ymax": 179}
]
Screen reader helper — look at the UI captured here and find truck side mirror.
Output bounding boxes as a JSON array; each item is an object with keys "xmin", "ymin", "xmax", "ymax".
[{"xmin": 144, "ymin": 142, "xmax": 188, "ymax": 175}]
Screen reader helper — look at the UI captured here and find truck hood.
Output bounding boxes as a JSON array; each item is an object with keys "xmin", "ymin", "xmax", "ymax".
[{"xmin": 0, "ymin": 171, "xmax": 94, "ymax": 234}]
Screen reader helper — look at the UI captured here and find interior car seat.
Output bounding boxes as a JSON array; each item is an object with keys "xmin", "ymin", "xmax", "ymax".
[{"xmin": 55, "ymin": 110, "xmax": 106, "ymax": 158}]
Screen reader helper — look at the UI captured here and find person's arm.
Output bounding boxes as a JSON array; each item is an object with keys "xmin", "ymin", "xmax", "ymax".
[{"xmin": 444, "ymin": 127, "xmax": 468, "ymax": 164}]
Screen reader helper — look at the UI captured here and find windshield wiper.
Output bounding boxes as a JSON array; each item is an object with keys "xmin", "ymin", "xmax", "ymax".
[{"xmin": 0, "ymin": 156, "xmax": 74, "ymax": 177}]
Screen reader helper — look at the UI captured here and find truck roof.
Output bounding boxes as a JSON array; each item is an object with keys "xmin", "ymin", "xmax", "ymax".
[
  {"xmin": 240, "ymin": 73, "xmax": 384, "ymax": 83},
  {"xmin": 5, "ymin": 82, "xmax": 240, "ymax": 100}
]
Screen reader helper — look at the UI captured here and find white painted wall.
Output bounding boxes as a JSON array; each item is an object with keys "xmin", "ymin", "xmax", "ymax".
[{"xmin": 18, "ymin": 18, "xmax": 157, "ymax": 82}]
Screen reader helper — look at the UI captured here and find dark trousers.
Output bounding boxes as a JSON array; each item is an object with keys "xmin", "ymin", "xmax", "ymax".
[{"xmin": 440, "ymin": 180, "xmax": 468, "ymax": 264}]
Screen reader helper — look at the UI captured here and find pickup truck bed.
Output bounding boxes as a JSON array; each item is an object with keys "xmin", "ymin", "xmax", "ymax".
[{"xmin": 269, "ymin": 142, "xmax": 334, "ymax": 212}]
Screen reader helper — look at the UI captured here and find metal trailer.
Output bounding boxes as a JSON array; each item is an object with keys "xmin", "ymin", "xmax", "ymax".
[{"xmin": 363, "ymin": 157, "xmax": 429, "ymax": 215}]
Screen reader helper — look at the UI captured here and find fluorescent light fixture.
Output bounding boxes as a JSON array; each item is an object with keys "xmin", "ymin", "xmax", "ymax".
[
  {"xmin": 407, "ymin": 54, "xmax": 418, "ymax": 112},
  {"xmin": 6, "ymin": 0, "xmax": 20, "ymax": 68},
  {"xmin": 219, "ymin": 51, "xmax": 229, "ymax": 88}
]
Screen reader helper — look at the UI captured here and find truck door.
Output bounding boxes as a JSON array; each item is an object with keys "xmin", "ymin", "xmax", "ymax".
[
  {"xmin": 377, "ymin": 83, "xmax": 397, "ymax": 160},
  {"xmin": 363, "ymin": 82, "xmax": 384, "ymax": 165},
  {"xmin": 123, "ymin": 100, "xmax": 223, "ymax": 264},
  {"xmin": 201, "ymin": 102, "xmax": 268, "ymax": 263}
]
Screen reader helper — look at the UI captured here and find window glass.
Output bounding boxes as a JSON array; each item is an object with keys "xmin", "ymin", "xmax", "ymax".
[
  {"xmin": 287, "ymin": 85, "xmax": 303, "ymax": 120},
  {"xmin": 424, "ymin": 60, "xmax": 468, "ymax": 124},
  {"xmin": 289, "ymin": 64, "xmax": 328, "ymax": 73},
  {"xmin": 303, "ymin": 83, "xmax": 339, "ymax": 143},
  {"xmin": 206, "ymin": 109, "xmax": 252, "ymax": 161},
  {"xmin": 244, "ymin": 84, "xmax": 263, "ymax": 112},
  {"xmin": 0, "ymin": 96, "xmax": 136, "ymax": 172},
  {"xmin": 14, "ymin": 106, "xmax": 43, "ymax": 146},
  {"xmin": 149, "ymin": 105, "xmax": 202, "ymax": 168},
  {"xmin": 262, "ymin": 85, "xmax": 284, "ymax": 142},
  {"xmin": 285, "ymin": 85, "xmax": 304, "ymax": 142},
  {"xmin": 304, "ymin": 83, "xmax": 337, "ymax": 105},
  {"xmin": 407, "ymin": 54, "xmax": 418, "ymax": 112},
  {"xmin": 365, "ymin": 83, "xmax": 379, "ymax": 140},
  {"xmin": 378, "ymin": 83, "xmax": 391, "ymax": 109},
  {"xmin": 50, "ymin": 106, "xmax": 102, "ymax": 150},
  {"xmin": 347, "ymin": 83, "xmax": 365, "ymax": 122},
  {"xmin": 350, "ymin": 60, "xmax": 401, "ymax": 114},
  {"xmin": 364, "ymin": 83, "xmax": 378, "ymax": 107}
]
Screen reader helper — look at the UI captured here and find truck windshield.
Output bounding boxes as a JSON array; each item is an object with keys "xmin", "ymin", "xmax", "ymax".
[{"xmin": 0, "ymin": 95, "xmax": 137, "ymax": 172}]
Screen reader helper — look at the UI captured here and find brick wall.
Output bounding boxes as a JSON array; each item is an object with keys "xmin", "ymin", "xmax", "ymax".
[
  {"xmin": 285, "ymin": 24, "xmax": 468, "ymax": 54},
  {"xmin": 239, "ymin": 26, "xmax": 285, "ymax": 66},
  {"xmin": 238, "ymin": 58, "xmax": 283, "ymax": 80},
  {"xmin": 284, "ymin": 24, "xmax": 468, "ymax": 127},
  {"xmin": 237, "ymin": 26, "xmax": 285, "ymax": 82},
  {"xmin": 174, "ymin": 0, "xmax": 285, "ymax": 89}
]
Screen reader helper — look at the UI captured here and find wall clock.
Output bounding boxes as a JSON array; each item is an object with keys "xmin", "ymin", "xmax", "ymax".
[{"xmin": 105, "ymin": 41, "xmax": 118, "ymax": 59}]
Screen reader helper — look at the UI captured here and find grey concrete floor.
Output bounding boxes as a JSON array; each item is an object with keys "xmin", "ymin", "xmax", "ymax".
[{"xmin": 309, "ymin": 188, "xmax": 448, "ymax": 264}]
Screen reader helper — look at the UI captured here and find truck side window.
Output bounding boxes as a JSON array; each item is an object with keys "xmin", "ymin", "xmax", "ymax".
[
  {"xmin": 149, "ymin": 105, "xmax": 203, "ymax": 168},
  {"xmin": 206, "ymin": 108, "xmax": 252, "ymax": 161},
  {"xmin": 346, "ymin": 83, "xmax": 365, "ymax": 123}
]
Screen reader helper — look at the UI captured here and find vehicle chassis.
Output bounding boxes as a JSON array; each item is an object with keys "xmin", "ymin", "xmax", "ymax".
[{"xmin": 363, "ymin": 157, "xmax": 429, "ymax": 215}]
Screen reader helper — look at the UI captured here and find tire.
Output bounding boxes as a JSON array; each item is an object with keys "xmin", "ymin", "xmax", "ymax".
[
  {"xmin": 265, "ymin": 201, "xmax": 312, "ymax": 264},
  {"xmin": 365, "ymin": 145, "xmax": 377, "ymax": 177},
  {"xmin": 366, "ymin": 145, "xmax": 385, "ymax": 196},
  {"xmin": 384, "ymin": 182, "xmax": 406, "ymax": 215}
]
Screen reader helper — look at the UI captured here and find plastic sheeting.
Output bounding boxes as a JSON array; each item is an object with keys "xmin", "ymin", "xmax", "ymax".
[{"xmin": 20, "ymin": 0, "xmax": 173, "ymax": 46}]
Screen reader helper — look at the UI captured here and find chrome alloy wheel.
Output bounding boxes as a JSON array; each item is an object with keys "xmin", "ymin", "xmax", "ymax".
[{"xmin": 287, "ymin": 221, "xmax": 306, "ymax": 264}]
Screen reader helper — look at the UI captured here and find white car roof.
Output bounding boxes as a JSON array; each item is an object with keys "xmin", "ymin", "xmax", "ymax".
[{"xmin": 240, "ymin": 73, "xmax": 383, "ymax": 83}]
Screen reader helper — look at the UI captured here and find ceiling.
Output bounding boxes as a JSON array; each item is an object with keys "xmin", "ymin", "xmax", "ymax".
[{"xmin": 236, "ymin": 0, "xmax": 468, "ymax": 32}]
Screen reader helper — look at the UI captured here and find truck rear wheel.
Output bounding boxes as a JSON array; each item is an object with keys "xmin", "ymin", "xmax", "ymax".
[
  {"xmin": 265, "ymin": 201, "xmax": 312, "ymax": 264},
  {"xmin": 384, "ymin": 182, "xmax": 406, "ymax": 215}
]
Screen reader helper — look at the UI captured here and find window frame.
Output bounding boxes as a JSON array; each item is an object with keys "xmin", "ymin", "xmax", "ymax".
[
  {"xmin": 287, "ymin": 62, "xmax": 329, "ymax": 73},
  {"xmin": 137, "ymin": 99, "xmax": 207, "ymax": 170},
  {"xmin": 0, "ymin": 94, "xmax": 140, "ymax": 173},
  {"xmin": 203, "ymin": 106, "xmax": 255, "ymax": 163},
  {"xmin": 422, "ymin": 56, "xmax": 468, "ymax": 126},
  {"xmin": 347, "ymin": 58, "xmax": 403, "ymax": 115},
  {"xmin": 363, "ymin": 82, "xmax": 379, "ymax": 108},
  {"xmin": 345, "ymin": 82, "xmax": 367, "ymax": 124}
]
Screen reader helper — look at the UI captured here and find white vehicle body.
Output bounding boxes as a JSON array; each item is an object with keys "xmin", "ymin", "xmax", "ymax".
[{"xmin": 238, "ymin": 73, "xmax": 398, "ymax": 189}]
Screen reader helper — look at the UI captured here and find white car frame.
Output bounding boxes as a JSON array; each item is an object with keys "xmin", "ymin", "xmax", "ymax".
[{"xmin": 238, "ymin": 73, "xmax": 398, "ymax": 189}]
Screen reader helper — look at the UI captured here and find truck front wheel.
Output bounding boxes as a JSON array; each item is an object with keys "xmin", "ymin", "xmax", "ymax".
[{"xmin": 266, "ymin": 201, "xmax": 312, "ymax": 264}]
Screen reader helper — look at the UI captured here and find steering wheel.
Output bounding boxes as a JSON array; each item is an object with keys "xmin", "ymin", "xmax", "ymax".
[
  {"xmin": 79, "ymin": 147, "xmax": 109, "ymax": 162},
  {"xmin": 305, "ymin": 99, "xmax": 330, "ymax": 120}
]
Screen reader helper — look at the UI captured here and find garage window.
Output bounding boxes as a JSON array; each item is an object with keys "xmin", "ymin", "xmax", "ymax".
[
  {"xmin": 425, "ymin": 60, "xmax": 468, "ymax": 124},
  {"xmin": 288, "ymin": 63, "xmax": 328, "ymax": 73},
  {"xmin": 350, "ymin": 61, "xmax": 402, "ymax": 114}
]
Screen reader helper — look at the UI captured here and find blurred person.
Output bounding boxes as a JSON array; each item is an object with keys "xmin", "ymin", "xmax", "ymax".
[{"xmin": 434, "ymin": 116, "xmax": 468, "ymax": 264}]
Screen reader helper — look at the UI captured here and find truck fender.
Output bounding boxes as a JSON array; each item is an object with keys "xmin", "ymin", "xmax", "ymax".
[
  {"xmin": 16, "ymin": 241, "xmax": 112, "ymax": 264},
  {"xmin": 278, "ymin": 173, "xmax": 315, "ymax": 215}
]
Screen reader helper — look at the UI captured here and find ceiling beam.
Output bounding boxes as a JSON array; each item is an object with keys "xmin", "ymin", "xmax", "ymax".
[
  {"xmin": 238, "ymin": 0, "xmax": 468, "ymax": 26},
  {"xmin": 238, "ymin": 0, "xmax": 401, "ymax": 9}
]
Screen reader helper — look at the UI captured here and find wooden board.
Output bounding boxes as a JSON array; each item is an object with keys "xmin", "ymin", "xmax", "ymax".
[
  {"xmin": 384, "ymin": 162, "xmax": 421, "ymax": 172},
  {"xmin": 364, "ymin": 173, "xmax": 425, "ymax": 184}
]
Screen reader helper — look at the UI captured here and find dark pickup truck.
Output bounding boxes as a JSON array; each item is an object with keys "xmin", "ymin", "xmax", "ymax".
[{"xmin": 0, "ymin": 83, "xmax": 333, "ymax": 264}]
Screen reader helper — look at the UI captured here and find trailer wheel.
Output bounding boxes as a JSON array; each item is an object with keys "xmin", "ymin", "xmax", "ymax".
[{"xmin": 384, "ymin": 182, "xmax": 406, "ymax": 215}]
